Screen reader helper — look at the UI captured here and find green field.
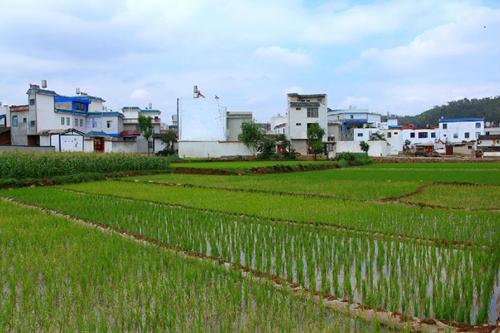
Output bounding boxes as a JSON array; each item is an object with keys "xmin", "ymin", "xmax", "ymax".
[
  {"xmin": 171, "ymin": 160, "xmax": 333, "ymax": 170},
  {"xmin": 1, "ymin": 161, "xmax": 499, "ymax": 330}
]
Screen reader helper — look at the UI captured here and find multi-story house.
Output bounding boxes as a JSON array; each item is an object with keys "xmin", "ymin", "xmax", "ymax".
[
  {"xmin": 438, "ymin": 118, "xmax": 484, "ymax": 143},
  {"xmin": 287, "ymin": 93, "xmax": 328, "ymax": 155},
  {"xmin": 8, "ymin": 83, "xmax": 162, "ymax": 153}
]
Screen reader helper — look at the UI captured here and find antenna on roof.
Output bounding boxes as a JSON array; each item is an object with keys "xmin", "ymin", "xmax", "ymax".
[
  {"xmin": 193, "ymin": 85, "xmax": 205, "ymax": 98},
  {"xmin": 76, "ymin": 88, "xmax": 81, "ymax": 95},
  {"xmin": 148, "ymin": 102, "xmax": 153, "ymax": 109},
  {"xmin": 41, "ymin": 80, "xmax": 47, "ymax": 88}
]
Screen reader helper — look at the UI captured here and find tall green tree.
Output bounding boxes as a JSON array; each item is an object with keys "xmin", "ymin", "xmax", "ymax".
[
  {"xmin": 160, "ymin": 130, "xmax": 177, "ymax": 156},
  {"xmin": 307, "ymin": 123, "xmax": 325, "ymax": 159},
  {"xmin": 238, "ymin": 122, "xmax": 262, "ymax": 156},
  {"xmin": 138, "ymin": 115, "xmax": 154, "ymax": 155}
]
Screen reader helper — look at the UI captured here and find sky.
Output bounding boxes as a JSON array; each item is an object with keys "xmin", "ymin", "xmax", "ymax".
[{"xmin": 0, "ymin": 0, "xmax": 499, "ymax": 123}]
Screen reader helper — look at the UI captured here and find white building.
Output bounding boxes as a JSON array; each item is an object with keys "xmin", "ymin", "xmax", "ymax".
[
  {"xmin": 270, "ymin": 113, "xmax": 287, "ymax": 135},
  {"xmin": 7, "ymin": 83, "xmax": 163, "ymax": 153},
  {"xmin": 477, "ymin": 134, "xmax": 500, "ymax": 157},
  {"xmin": 438, "ymin": 118, "xmax": 484, "ymax": 143},
  {"xmin": 287, "ymin": 93, "xmax": 328, "ymax": 155},
  {"xmin": 178, "ymin": 94, "xmax": 253, "ymax": 158},
  {"xmin": 327, "ymin": 107, "xmax": 382, "ymax": 141}
]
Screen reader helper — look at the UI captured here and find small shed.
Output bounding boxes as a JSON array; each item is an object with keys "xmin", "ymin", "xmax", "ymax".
[{"xmin": 38, "ymin": 129, "xmax": 87, "ymax": 152}]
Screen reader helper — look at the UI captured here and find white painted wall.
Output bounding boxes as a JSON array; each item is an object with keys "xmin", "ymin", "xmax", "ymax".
[
  {"xmin": 335, "ymin": 140, "xmax": 391, "ymax": 157},
  {"xmin": 179, "ymin": 141, "xmax": 252, "ymax": 158},
  {"xmin": 34, "ymin": 93, "xmax": 56, "ymax": 133},
  {"xmin": 438, "ymin": 120, "xmax": 484, "ymax": 143}
]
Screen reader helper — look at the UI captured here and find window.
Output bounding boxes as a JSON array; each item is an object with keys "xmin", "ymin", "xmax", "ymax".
[
  {"xmin": 29, "ymin": 99, "xmax": 35, "ymax": 105},
  {"xmin": 79, "ymin": 119, "xmax": 83, "ymax": 127},
  {"xmin": 22, "ymin": 117, "xmax": 27, "ymax": 123},
  {"xmin": 350, "ymin": 115, "xmax": 354, "ymax": 119},
  {"xmin": 442, "ymin": 123, "xmax": 447, "ymax": 129},
  {"xmin": 394, "ymin": 132, "xmax": 398, "ymax": 135},
  {"xmin": 476, "ymin": 132, "xmax": 480, "ymax": 138},
  {"xmin": 387, "ymin": 132, "xmax": 392, "ymax": 138},
  {"xmin": 106, "ymin": 120, "xmax": 112, "ymax": 129},
  {"xmin": 464, "ymin": 132, "xmax": 470, "ymax": 139},
  {"xmin": 475, "ymin": 122, "xmax": 481, "ymax": 128},
  {"xmin": 418, "ymin": 132, "xmax": 428, "ymax": 138},
  {"xmin": 431, "ymin": 132, "xmax": 436, "ymax": 138},
  {"xmin": 295, "ymin": 123, "xmax": 301, "ymax": 126},
  {"xmin": 61, "ymin": 117, "xmax": 65, "ymax": 125},
  {"xmin": 357, "ymin": 133, "xmax": 363, "ymax": 137},
  {"xmin": 410, "ymin": 132, "xmax": 415, "ymax": 138},
  {"xmin": 74, "ymin": 102, "xmax": 86, "ymax": 111},
  {"xmin": 30, "ymin": 120, "xmax": 35, "ymax": 127},
  {"xmin": 295, "ymin": 107, "xmax": 301, "ymax": 110},
  {"xmin": 12, "ymin": 115, "xmax": 18, "ymax": 127},
  {"xmin": 66, "ymin": 117, "xmax": 70, "ymax": 125},
  {"xmin": 453, "ymin": 133, "xmax": 458, "ymax": 139},
  {"xmin": 307, "ymin": 108, "xmax": 319, "ymax": 118},
  {"xmin": 328, "ymin": 136, "xmax": 335, "ymax": 141},
  {"xmin": 74, "ymin": 118, "xmax": 78, "ymax": 126},
  {"xmin": 92, "ymin": 119, "xmax": 98, "ymax": 128}
]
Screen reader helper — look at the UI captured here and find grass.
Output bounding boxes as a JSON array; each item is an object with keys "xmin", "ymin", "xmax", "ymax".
[
  {"xmin": 403, "ymin": 184, "xmax": 500, "ymax": 210},
  {"xmin": 0, "ymin": 199, "xmax": 375, "ymax": 332},
  {"xmin": 56, "ymin": 181, "xmax": 500, "ymax": 246},
  {"xmin": 171, "ymin": 160, "xmax": 334, "ymax": 170}
]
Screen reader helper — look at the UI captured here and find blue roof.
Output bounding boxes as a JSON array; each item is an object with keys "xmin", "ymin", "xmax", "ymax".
[
  {"xmin": 87, "ymin": 131, "xmax": 121, "ymax": 137},
  {"xmin": 55, "ymin": 96, "xmax": 91, "ymax": 104},
  {"xmin": 439, "ymin": 117, "xmax": 484, "ymax": 123}
]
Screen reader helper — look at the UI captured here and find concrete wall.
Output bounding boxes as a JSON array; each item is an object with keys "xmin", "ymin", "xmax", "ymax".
[
  {"xmin": 84, "ymin": 139, "xmax": 94, "ymax": 152},
  {"xmin": 179, "ymin": 141, "xmax": 252, "ymax": 158},
  {"xmin": 109, "ymin": 141, "xmax": 138, "ymax": 153},
  {"xmin": 34, "ymin": 93, "xmax": 56, "ymax": 134},
  {"xmin": 226, "ymin": 115, "xmax": 251, "ymax": 141},
  {"xmin": 0, "ymin": 145, "xmax": 55, "ymax": 152},
  {"xmin": 10, "ymin": 111, "xmax": 29, "ymax": 145},
  {"xmin": 335, "ymin": 140, "xmax": 391, "ymax": 157}
]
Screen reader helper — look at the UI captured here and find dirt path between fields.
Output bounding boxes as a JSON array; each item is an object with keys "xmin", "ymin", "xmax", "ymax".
[{"xmin": 2, "ymin": 197, "xmax": 496, "ymax": 333}]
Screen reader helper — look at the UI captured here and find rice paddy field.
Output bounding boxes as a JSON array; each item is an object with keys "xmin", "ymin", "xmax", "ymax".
[{"xmin": 1, "ymin": 160, "xmax": 499, "ymax": 332}]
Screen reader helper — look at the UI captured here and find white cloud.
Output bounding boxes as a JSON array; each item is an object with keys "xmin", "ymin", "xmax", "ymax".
[
  {"xmin": 254, "ymin": 46, "xmax": 311, "ymax": 66},
  {"xmin": 130, "ymin": 89, "xmax": 150, "ymax": 100},
  {"xmin": 357, "ymin": 6, "xmax": 500, "ymax": 72}
]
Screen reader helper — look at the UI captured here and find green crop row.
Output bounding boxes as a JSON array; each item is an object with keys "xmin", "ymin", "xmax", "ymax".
[
  {"xmin": 3, "ymin": 187, "xmax": 498, "ymax": 325},
  {"xmin": 0, "ymin": 199, "xmax": 378, "ymax": 332},
  {"xmin": 61, "ymin": 181, "xmax": 500, "ymax": 246},
  {"xmin": 403, "ymin": 184, "xmax": 500, "ymax": 210},
  {"xmin": 0, "ymin": 152, "xmax": 169, "ymax": 180}
]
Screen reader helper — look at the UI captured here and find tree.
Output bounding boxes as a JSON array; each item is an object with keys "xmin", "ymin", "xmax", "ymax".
[
  {"xmin": 159, "ymin": 130, "xmax": 177, "ymax": 156},
  {"xmin": 238, "ymin": 122, "xmax": 262, "ymax": 156},
  {"xmin": 403, "ymin": 139, "xmax": 411, "ymax": 152},
  {"xmin": 359, "ymin": 141, "xmax": 370, "ymax": 153},
  {"xmin": 138, "ymin": 115, "xmax": 153, "ymax": 155},
  {"xmin": 307, "ymin": 123, "xmax": 325, "ymax": 159}
]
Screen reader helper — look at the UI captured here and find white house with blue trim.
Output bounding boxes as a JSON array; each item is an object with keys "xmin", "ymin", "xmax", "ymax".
[
  {"xmin": 438, "ymin": 117, "xmax": 485, "ymax": 143},
  {"xmin": 12, "ymin": 83, "xmax": 162, "ymax": 153}
]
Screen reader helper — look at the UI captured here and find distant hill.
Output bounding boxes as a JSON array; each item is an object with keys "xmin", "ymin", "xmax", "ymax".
[{"xmin": 398, "ymin": 96, "xmax": 500, "ymax": 127}]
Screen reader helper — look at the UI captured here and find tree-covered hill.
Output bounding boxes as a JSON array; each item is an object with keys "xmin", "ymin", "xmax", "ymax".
[{"xmin": 398, "ymin": 96, "xmax": 500, "ymax": 127}]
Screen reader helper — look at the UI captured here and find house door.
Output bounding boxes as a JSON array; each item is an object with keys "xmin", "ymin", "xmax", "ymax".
[
  {"xmin": 93, "ymin": 137, "xmax": 104, "ymax": 152},
  {"xmin": 445, "ymin": 145, "xmax": 453, "ymax": 155}
]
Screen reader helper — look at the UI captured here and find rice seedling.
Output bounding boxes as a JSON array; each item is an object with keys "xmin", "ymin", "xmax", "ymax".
[
  {"xmin": 0, "ymin": 200, "xmax": 378, "ymax": 332},
  {"xmin": 3, "ymin": 186, "xmax": 498, "ymax": 325}
]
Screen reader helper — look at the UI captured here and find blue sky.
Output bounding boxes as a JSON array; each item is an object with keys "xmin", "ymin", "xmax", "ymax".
[{"xmin": 0, "ymin": 0, "xmax": 499, "ymax": 122}]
